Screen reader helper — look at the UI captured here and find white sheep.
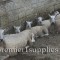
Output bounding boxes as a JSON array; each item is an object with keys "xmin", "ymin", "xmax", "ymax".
[
  {"xmin": 49, "ymin": 13, "xmax": 60, "ymax": 33},
  {"xmin": 26, "ymin": 21, "xmax": 32, "ymax": 29},
  {"xmin": 2, "ymin": 30, "xmax": 35, "ymax": 56},
  {"xmin": 38, "ymin": 16, "xmax": 56, "ymax": 30},
  {"xmin": 31, "ymin": 26, "xmax": 49, "ymax": 38}
]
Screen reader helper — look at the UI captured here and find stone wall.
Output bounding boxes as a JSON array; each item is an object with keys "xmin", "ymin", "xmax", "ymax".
[{"xmin": 0, "ymin": 0, "xmax": 60, "ymax": 28}]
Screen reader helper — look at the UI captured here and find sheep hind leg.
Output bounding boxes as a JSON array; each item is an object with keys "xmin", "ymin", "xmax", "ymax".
[{"xmin": 55, "ymin": 25, "xmax": 60, "ymax": 34}]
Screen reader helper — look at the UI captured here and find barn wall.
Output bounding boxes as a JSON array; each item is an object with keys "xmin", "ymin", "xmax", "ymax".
[{"xmin": 0, "ymin": 0, "xmax": 60, "ymax": 28}]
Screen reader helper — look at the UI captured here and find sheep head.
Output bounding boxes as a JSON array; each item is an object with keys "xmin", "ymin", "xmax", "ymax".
[
  {"xmin": 49, "ymin": 14, "xmax": 56, "ymax": 24},
  {"xmin": 26, "ymin": 21, "xmax": 32, "ymax": 29},
  {"xmin": 14, "ymin": 26, "xmax": 21, "ymax": 33},
  {"xmin": 54, "ymin": 11, "xmax": 60, "ymax": 16},
  {"xmin": 38, "ymin": 17, "xmax": 43, "ymax": 25}
]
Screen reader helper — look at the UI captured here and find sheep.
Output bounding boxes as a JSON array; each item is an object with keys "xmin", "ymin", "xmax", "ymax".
[
  {"xmin": 1, "ymin": 30, "xmax": 35, "ymax": 56},
  {"xmin": 38, "ymin": 15, "xmax": 57, "ymax": 29},
  {"xmin": 37, "ymin": 17, "xmax": 43, "ymax": 26},
  {"xmin": 30, "ymin": 26, "xmax": 49, "ymax": 38},
  {"xmin": 49, "ymin": 13, "xmax": 60, "ymax": 33},
  {"xmin": 37, "ymin": 15, "xmax": 58, "ymax": 34},
  {"xmin": 37, "ymin": 17, "xmax": 51, "ymax": 29},
  {"xmin": 13, "ymin": 26, "xmax": 21, "ymax": 33},
  {"xmin": 26, "ymin": 21, "xmax": 32, "ymax": 29}
]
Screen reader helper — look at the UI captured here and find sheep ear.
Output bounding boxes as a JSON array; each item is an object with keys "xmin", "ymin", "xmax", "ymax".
[
  {"xmin": 14, "ymin": 26, "xmax": 16, "ymax": 28},
  {"xmin": 26, "ymin": 21, "xmax": 28, "ymax": 23},
  {"xmin": 31, "ymin": 21, "xmax": 32, "ymax": 24},
  {"xmin": 19, "ymin": 26, "xmax": 21, "ymax": 29},
  {"xmin": 48, "ymin": 14, "xmax": 51, "ymax": 17}
]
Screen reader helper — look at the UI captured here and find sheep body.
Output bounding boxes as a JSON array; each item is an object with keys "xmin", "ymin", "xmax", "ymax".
[
  {"xmin": 41, "ymin": 20, "xmax": 51, "ymax": 29},
  {"xmin": 55, "ymin": 19, "xmax": 60, "ymax": 33},
  {"xmin": 3, "ymin": 30, "xmax": 34, "ymax": 56},
  {"xmin": 51, "ymin": 11, "xmax": 60, "ymax": 33},
  {"xmin": 31, "ymin": 26, "xmax": 49, "ymax": 37}
]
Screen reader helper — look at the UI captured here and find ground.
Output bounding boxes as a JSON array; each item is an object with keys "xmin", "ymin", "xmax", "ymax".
[{"xmin": 4, "ymin": 33, "xmax": 60, "ymax": 60}]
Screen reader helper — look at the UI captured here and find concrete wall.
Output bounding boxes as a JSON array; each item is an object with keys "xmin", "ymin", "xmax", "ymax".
[{"xmin": 0, "ymin": 0, "xmax": 60, "ymax": 28}]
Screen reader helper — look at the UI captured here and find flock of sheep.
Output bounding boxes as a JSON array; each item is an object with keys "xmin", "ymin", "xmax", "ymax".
[{"xmin": 0, "ymin": 10, "xmax": 60, "ymax": 59}]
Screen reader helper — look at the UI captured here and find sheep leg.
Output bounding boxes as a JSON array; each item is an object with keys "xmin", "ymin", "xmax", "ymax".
[
  {"xmin": 44, "ymin": 33, "xmax": 49, "ymax": 36},
  {"xmin": 28, "ymin": 35, "xmax": 35, "ymax": 47},
  {"xmin": 55, "ymin": 25, "xmax": 59, "ymax": 34},
  {"xmin": 43, "ymin": 28, "xmax": 49, "ymax": 36},
  {"xmin": 40, "ymin": 33, "xmax": 48, "ymax": 37}
]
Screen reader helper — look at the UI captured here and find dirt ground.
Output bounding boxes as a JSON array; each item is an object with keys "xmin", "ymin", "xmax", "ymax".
[{"xmin": 4, "ymin": 33, "xmax": 60, "ymax": 60}]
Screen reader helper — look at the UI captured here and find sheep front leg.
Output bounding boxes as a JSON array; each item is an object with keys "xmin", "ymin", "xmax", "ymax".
[
  {"xmin": 28, "ymin": 34, "xmax": 35, "ymax": 47},
  {"xmin": 43, "ymin": 28, "xmax": 49, "ymax": 37}
]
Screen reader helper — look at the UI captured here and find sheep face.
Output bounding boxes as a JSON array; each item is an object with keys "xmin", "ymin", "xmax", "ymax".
[
  {"xmin": 49, "ymin": 15, "xmax": 56, "ymax": 24},
  {"xmin": 14, "ymin": 26, "xmax": 21, "ymax": 33},
  {"xmin": 54, "ymin": 11, "xmax": 60, "ymax": 16},
  {"xmin": 26, "ymin": 21, "xmax": 32, "ymax": 29},
  {"xmin": 38, "ymin": 17, "xmax": 43, "ymax": 24},
  {"xmin": 0, "ymin": 29, "xmax": 5, "ymax": 39}
]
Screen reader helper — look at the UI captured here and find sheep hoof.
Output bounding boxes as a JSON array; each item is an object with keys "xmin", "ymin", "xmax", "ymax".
[
  {"xmin": 44, "ymin": 34, "xmax": 49, "ymax": 38},
  {"xmin": 25, "ymin": 46, "xmax": 30, "ymax": 48}
]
